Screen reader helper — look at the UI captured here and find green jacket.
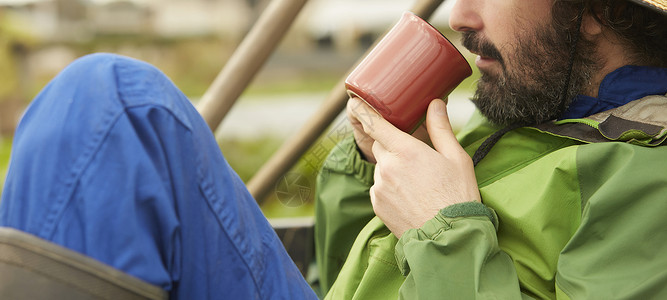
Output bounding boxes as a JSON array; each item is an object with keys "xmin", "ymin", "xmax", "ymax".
[{"xmin": 315, "ymin": 94, "xmax": 667, "ymax": 299}]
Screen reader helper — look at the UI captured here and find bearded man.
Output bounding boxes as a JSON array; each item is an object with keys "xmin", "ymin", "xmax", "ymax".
[{"xmin": 315, "ymin": 0, "xmax": 667, "ymax": 298}]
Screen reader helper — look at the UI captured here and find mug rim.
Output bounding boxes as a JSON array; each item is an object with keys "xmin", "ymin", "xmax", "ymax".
[{"xmin": 402, "ymin": 11, "xmax": 472, "ymax": 75}]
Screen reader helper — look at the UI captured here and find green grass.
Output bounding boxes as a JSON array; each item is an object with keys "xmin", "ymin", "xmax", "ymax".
[
  {"xmin": 218, "ymin": 122, "xmax": 351, "ymax": 218},
  {"xmin": 219, "ymin": 135, "xmax": 327, "ymax": 218},
  {"xmin": 0, "ymin": 136, "xmax": 12, "ymax": 199},
  {"xmin": 219, "ymin": 136, "xmax": 285, "ymax": 183},
  {"xmin": 242, "ymin": 72, "xmax": 340, "ymax": 98}
]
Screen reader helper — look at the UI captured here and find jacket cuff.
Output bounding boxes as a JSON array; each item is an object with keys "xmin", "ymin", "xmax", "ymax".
[
  {"xmin": 440, "ymin": 202, "xmax": 498, "ymax": 230},
  {"xmin": 395, "ymin": 202, "xmax": 498, "ymax": 275},
  {"xmin": 321, "ymin": 135, "xmax": 375, "ymax": 185}
]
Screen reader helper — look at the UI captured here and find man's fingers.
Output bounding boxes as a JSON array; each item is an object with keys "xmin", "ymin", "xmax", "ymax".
[
  {"xmin": 347, "ymin": 97, "xmax": 384, "ymax": 131},
  {"xmin": 346, "ymin": 97, "xmax": 367, "ymax": 126},
  {"xmin": 371, "ymin": 140, "xmax": 390, "ymax": 162},
  {"xmin": 347, "ymin": 97, "xmax": 410, "ymax": 152},
  {"xmin": 425, "ymin": 99, "xmax": 459, "ymax": 154}
]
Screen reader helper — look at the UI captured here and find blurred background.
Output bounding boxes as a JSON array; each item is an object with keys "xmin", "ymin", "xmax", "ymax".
[{"xmin": 0, "ymin": 0, "xmax": 479, "ymax": 218}]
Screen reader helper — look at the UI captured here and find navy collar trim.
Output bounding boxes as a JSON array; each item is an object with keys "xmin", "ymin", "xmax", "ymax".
[{"xmin": 561, "ymin": 65, "xmax": 667, "ymax": 120}]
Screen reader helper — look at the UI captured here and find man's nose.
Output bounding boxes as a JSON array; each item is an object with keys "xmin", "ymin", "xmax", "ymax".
[{"xmin": 449, "ymin": 0, "xmax": 483, "ymax": 32}]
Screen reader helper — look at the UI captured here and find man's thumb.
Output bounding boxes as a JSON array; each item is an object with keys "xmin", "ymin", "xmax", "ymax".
[{"xmin": 425, "ymin": 99, "xmax": 458, "ymax": 153}]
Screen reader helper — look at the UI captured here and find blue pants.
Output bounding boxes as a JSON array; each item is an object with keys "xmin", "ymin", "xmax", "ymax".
[{"xmin": 0, "ymin": 53, "xmax": 316, "ymax": 299}]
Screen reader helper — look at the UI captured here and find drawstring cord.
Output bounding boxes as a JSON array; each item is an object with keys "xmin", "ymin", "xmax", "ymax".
[
  {"xmin": 558, "ymin": 7, "xmax": 586, "ymax": 114},
  {"xmin": 472, "ymin": 122, "xmax": 524, "ymax": 167}
]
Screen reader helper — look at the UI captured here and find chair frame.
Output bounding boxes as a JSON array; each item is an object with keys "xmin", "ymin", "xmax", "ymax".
[{"xmin": 196, "ymin": 0, "xmax": 448, "ymax": 202}]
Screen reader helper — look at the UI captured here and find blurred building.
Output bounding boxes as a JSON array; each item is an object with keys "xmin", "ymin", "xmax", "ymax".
[
  {"xmin": 0, "ymin": 0, "xmax": 452, "ymax": 45},
  {"xmin": 89, "ymin": 1, "xmax": 151, "ymax": 36},
  {"xmin": 297, "ymin": 0, "xmax": 453, "ymax": 51},
  {"xmin": 148, "ymin": 0, "xmax": 252, "ymax": 40},
  {"xmin": 0, "ymin": 0, "xmax": 255, "ymax": 42}
]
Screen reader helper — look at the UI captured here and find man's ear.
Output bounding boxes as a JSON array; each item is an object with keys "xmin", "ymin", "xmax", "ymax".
[
  {"xmin": 580, "ymin": 1, "xmax": 607, "ymax": 39},
  {"xmin": 581, "ymin": 12, "xmax": 603, "ymax": 38}
]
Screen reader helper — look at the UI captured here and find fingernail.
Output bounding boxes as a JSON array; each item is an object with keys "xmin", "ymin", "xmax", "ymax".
[{"xmin": 432, "ymin": 99, "xmax": 447, "ymax": 116}]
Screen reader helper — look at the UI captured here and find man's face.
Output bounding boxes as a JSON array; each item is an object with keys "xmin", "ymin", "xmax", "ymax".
[{"xmin": 449, "ymin": 0, "xmax": 598, "ymax": 125}]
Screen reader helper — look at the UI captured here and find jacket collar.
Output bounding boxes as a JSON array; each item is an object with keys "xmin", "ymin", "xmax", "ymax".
[
  {"xmin": 561, "ymin": 65, "xmax": 667, "ymax": 120},
  {"xmin": 535, "ymin": 94, "xmax": 667, "ymax": 146},
  {"xmin": 535, "ymin": 64, "xmax": 667, "ymax": 146}
]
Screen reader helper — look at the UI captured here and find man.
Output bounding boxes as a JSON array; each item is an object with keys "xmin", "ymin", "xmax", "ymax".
[
  {"xmin": 315, "ymin": 0, "xmax": 667, "ymax": 298},
  {"xmin": 0, "ymin": 53, "xmax": 317, "ymax": 299}
]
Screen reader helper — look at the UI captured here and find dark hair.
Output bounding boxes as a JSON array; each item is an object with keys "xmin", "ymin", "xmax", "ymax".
[{"xmin": 553, "ymin": 0, "xmax": 667, "ymax": 67}]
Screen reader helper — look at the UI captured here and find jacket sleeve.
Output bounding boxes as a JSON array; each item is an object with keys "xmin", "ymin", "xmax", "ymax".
[
  {"xmin": 315, "ymin": 136, "xmax": 377, "ymax": 293},
  {"xmin": 395, "ymin": 142, "xmax": 667, "ymax": 299},
  {"xmin": 315, "ymin": 137, "xmax": 528, "ymax": 298},
  {"xmin": 395, "ymin": 202, "xmax": 526, "ymax": 299}
]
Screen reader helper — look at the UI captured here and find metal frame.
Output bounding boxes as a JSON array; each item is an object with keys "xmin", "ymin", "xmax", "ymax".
[{"xmin": 197, "ymin": 0, "xmax": 447, "ymax": 202}]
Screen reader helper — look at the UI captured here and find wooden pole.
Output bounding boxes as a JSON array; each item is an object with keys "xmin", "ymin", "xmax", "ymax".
[
  {"xmin": 197, "ymin": 0, "xmax": 309, "ymax": 130},
  {"xmin": 247, "ymin": 0, "xmax": 447, "ymax": 202}
]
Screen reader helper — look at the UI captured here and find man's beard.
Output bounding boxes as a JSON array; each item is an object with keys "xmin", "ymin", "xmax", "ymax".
[{"xmin": 462, "ymin": 22, "xmax": 599, "ymax": 126}]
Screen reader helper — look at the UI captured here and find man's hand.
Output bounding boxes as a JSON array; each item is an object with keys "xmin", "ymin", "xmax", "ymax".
[
  {"xmin": 346, "ymin": 97, "xmax": 430, "ymax": 163},
  {"xmin": 354, "ymin": 98, "xmax": 481, "ymax": 238}
]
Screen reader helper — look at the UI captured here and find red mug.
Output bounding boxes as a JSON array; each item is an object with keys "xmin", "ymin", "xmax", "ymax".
[{"xmin": 345, "ymin": 11, "xmax": 472, "ymax": 133}]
